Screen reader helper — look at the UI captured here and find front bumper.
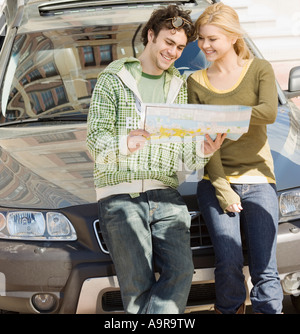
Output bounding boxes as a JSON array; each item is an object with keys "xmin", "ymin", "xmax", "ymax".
[
  {"xmin": 0, "ymin": 239, "xmax": 112, "ymax": 314},
  {"xmin": 75, "ymin": 267, "xmax": 253, "ymax": 314},
  {"xmin": 276, "ymin": 219, "xmax": 300, "ymax": 295},
  {"xmin": 0, "ymin": 219, "xmax": 299, "ymax": 314}
]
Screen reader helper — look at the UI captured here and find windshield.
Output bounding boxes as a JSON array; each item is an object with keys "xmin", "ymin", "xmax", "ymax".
[{"xmin": 0, "ymin": 24, "xmax": 144, "ymax": 124}]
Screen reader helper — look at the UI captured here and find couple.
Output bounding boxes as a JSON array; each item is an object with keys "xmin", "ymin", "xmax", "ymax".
[{"xmin": 87, "ymin": 3, "xmax": 283, "ymax": 314}]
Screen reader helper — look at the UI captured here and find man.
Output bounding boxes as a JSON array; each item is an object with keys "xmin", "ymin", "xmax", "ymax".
[{"xmin": 87, "ymin": 5, "xmax": 225, "ymax": 314}]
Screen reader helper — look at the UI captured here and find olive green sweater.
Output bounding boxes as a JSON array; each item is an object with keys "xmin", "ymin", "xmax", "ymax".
[{"xmin": 187, "ymin": 58, "xmax": 278, "ymax": 211}]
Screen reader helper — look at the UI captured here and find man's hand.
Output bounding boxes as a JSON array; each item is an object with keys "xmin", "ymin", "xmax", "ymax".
[
  {"xmin": 203, "ymin": 133, "xmax": 227, "ymax": 156},
  {"xmin": 127, "ymin": 129, "xmax": 150, "ymax": 153}
]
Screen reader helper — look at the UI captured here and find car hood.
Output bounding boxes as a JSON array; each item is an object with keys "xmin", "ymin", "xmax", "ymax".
[
  {"xmin": 0, "ymin": 120, "xmax": 201, "ymax": 210},
  {"xmin": 268, "ymin": 101, "xmax": 300, "ymax": 192},
  {"xmin": 0, "ymin": 122, "xmax": 95, "ymax": 209},
  {"xmin": 1, "ymin": 101, "xmax": 299, "ymax": 210},
  {"xmin": 0, "ymin": 103, "xmax": 300, "ymax": 210}
]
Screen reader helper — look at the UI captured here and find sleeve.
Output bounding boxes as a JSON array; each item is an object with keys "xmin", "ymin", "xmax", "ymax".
[
  {"xmin": 86, "ymin": 73, "xmax": 126, "ymax": 166},
  {"xmin": 250, "ymin": 60, "xmax": 278, "ymax": 125},
  {"xmin": 181, "ymin": 138, "xmax": 211, "ymax": 171},
  {"xmin": 205, "ymin": 151, "xmax": 241, "ymax": 211}
]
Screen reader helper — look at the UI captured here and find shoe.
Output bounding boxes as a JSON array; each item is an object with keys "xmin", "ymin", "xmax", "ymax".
[{"xmin": 215, "ymin": 303, "xmax": 245, "ymax": 314}]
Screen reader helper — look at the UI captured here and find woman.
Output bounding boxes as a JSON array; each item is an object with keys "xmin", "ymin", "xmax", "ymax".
[{"xmin": 187, "ymin": 2, "xmax": 283, "ymax": 314}]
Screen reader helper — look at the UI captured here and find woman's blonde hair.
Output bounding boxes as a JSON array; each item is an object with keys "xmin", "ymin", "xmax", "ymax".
[{"xmin": 195, "ymin": 2, "xmax": 252, "ymax": 60}]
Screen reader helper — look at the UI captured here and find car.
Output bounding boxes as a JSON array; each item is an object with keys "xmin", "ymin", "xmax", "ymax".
[{"xmin": 0, "ymin": 0, "xmax": 300, "ymax": 314}]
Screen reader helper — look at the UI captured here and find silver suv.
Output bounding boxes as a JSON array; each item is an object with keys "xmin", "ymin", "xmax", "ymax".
[{"xmin": 0, "ymin": 0, "xmax": 300, "ymax": 314}]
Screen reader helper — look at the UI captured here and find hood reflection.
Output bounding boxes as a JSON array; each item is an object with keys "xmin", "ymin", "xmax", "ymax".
[{"xmin": 0, "ymin": 123, "xmax": 96, "ymax": 209}]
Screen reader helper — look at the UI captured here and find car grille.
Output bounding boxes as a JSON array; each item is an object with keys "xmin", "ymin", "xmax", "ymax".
[
  {"xmin": 101, "ymin": 283, "xmax": 216, "ymax": 312},
  {"xmin": 93, "ymin": 210, "xmax": 212, "ymax": 254},
  {"xmin": 189, "ymin": 211, "xmax": 212, "ymax": 250}
]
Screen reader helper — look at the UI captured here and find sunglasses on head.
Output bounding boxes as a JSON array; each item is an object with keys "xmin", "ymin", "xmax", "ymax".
[{"xmin": 166, "ymin": 16, "xmax": 192, "ymax": 30}]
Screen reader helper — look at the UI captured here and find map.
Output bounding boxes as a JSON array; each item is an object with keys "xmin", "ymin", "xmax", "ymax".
[{"xmin": 142, "ymin": 103, "xmax": 252, "ymax": 141}]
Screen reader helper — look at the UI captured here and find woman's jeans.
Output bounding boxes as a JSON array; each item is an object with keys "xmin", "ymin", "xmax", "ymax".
[
  {"xmin": 98, "ymin": 188, "xmax": 194, "ymax": 314},
  {"xmin": 197, "ymin": 179, "xmax": 283, "ymax": 314}
]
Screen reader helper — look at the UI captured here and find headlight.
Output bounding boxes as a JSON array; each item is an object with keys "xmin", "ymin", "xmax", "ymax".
[
  {"xmin": 279, "ymin": 189, "xmax": 300, "ymax": 222},
  {"xmin": 0, "ymin": 211, "xmax": 77, "ymax": 241}
]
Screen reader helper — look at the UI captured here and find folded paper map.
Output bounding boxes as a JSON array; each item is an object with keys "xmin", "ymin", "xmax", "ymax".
[{"xmin": 142, "ymin": 103, "xmax": 252, "ymax": 141}]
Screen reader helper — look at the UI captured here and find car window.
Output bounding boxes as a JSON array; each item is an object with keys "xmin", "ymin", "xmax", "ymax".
[
  {"xmin": 175, "ymin": 40, "xmax": 209, "ymax": 76},
  {"xmin": 0, "ymin": 24, "xmax": 144, "ymax": 124}
]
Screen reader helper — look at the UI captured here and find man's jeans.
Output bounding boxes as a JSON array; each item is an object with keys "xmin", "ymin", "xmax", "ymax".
[
  {"xmin": 98, "ymin": 188, "xmax": 194, "ymax": 314},
  {"xmin": 197, "ymin": 180, "xmax": 283, "ymax": 314}
]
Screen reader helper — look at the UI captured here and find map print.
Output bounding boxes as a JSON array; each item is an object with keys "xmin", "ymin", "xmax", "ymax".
[{"xmin": 142, "ymin": 103, "xmax": 252, "ymax": 141}]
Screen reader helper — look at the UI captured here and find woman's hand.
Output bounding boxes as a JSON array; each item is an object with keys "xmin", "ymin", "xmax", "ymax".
[
  {"xmin": 203, "ymin": 133, "xmax": 227, "ymax": 156},
  {"xmin": 226, "ymin": 202, "xmax": 243, "ymax": 213}
]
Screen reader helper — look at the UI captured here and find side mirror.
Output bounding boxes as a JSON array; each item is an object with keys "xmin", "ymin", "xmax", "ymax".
[{"xmin": 284, "ymin": 66, "xmax": 300, "ymax": 99}]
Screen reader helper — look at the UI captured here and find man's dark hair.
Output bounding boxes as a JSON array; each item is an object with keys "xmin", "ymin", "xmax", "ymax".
[{"xmin": 141, "ymin": 5, "xmax": 196, "ymax": 46}]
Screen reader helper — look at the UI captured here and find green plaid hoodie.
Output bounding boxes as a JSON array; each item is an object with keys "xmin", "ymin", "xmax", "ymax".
[{"xmin": 86, "ymin": 57, "xmax": 210, "ymax": 199}]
